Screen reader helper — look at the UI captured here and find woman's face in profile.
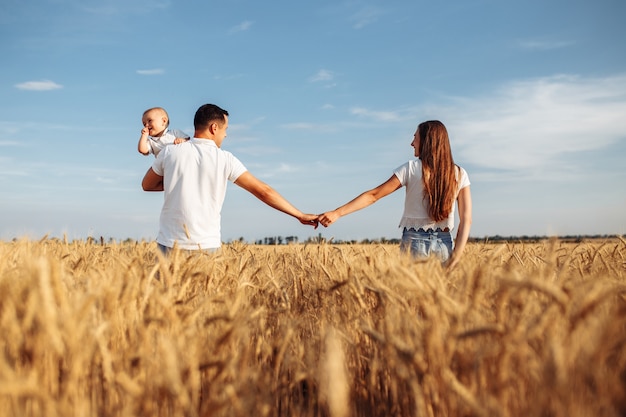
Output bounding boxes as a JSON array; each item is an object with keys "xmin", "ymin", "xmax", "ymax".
[{"xmin": 411, "ymin": 128, "xmax": 420, "ymax": 157}]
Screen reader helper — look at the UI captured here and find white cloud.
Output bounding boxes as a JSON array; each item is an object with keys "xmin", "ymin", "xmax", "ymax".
[
  {"xmin": 279, "ymin": 122, "xmax": 342, "ymax": 133},
  {"xmin": 213, "ymin": 73, "xmax": 245, "ymax": 80},
  {"xmin": 350, "ymin": 7, "xmax": 383, "ymax": 29},
  {"xmin": 80, "ymin": 0, "xmax": 171, "ymax": 15},
  {"xmin": 518, "ymin": 39, "xmax": 575, "ymax": 50},
  {"xmin": 271, "ymin": 163, "xmax": 298, "ymax": 175},
  {"xmin": 350, "ymin": 107, "xmax": 409, "ymax": 122},
  {"xmin": 249, "ymin": 162, "xmax": 302, "ymax": 179},
  {"xmin": 15, "ymin": 80, "xmax": 63, "ymax": 91},
  {"xmin": 309, "ymin": 69, "xmax": 334, "ymax": 83},
  {"xmin": 442, "ymin": 74, "xmax": 626, "ymax": 177},
  {"xmin": 136, "ymin": 68, "xmax": 164, "ymax": 75},
  {"xmin": 95, "ymin": 176, "xmax": 117, "ymax": 184},
  {"xmin": 281, "ymin": 123, "xmax": 317, "ymax": 130},
  {"xmin": 0, "ymin": 156, "xmax": 32, "ymax": 177},
  {"xmin": 230, "ymin": 20, "xmax": 253, "ymax": 34},
  {"xmin": 230, "ymin": 144, "xmax": 282, "ymax": 157}
]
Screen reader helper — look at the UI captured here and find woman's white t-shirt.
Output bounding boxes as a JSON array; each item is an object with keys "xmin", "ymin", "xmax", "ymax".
[{"xmin": 393, "ymin": 159, "xmax": 470, "ymax": 231}]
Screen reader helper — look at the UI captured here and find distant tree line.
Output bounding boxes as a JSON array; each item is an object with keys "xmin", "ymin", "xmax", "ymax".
[
  {"xmin": 469, "ymin": 234, "xmax": 624, "ymax": 244},
  {"xmin": 253, "ymin": 236, "xmax": 299, "ymax": 245},
  {"xmin": 249, "ymin": 233, "xmax": 623, "ymax": 245},
  {"xmin": 18, "ymin": 234, "xmax": 622, "ymax": 245}
]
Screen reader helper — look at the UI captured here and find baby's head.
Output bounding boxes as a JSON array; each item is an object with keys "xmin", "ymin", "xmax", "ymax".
[{"xmin": 142, "ymin": 107, "xmax": 170, "ymax": 137}]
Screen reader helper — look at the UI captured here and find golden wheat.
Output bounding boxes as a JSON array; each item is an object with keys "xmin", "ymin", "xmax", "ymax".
[{"xmin": 0, "ymin": 238, "xmax": 624, "ymax": 416}]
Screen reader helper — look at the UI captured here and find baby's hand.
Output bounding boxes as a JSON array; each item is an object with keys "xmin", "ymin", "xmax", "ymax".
[
  {"xmin": 173, "ymin": 137, "xmax": 187, "ymax": 145},
  {"xmin": 141, "ymin": 127, "xmax": 149, "ymax": 136}
]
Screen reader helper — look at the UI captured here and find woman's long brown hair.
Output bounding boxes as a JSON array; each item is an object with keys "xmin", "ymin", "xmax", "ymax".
[{"xmin": 417, "ymin": 120, "xmax": 458, "ymax": 222}]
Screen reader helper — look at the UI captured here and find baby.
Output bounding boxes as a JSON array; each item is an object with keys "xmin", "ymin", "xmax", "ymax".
[{"xmin": 138, "ymin": 107, "xmax": 190, "ymax": 156}]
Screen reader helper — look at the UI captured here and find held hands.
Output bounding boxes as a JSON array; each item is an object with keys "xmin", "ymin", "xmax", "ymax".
[
  {"xmin": 317, "ymin": 211, "xmax": 340, "ymax": 228},
  {"xmin": 297, "ymin": 210, "xmax": 340, "ymax": 229},
  {"xmin": 299, "ymin": 213, "xmax": 319, "ymax": 228}
]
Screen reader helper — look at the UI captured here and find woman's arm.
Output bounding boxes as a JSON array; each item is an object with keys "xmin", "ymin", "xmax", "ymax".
[
  {"xmin": 318, "ymin": 175, "xmax": 402, "ymax": 227},
  {"xmin": 447, "ymin": 185, "xmax": 472, "ymax": 269}
]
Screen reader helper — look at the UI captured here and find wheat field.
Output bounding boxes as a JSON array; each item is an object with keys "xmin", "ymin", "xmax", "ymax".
[{"xmin": 0, "ymin": 237, "xmax": 624, "ymax": 417}]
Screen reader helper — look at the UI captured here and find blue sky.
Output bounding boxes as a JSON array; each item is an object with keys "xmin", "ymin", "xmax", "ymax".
[{"xmin": 1, "ymin": 0, "xmax": 625, "ymax": 243}]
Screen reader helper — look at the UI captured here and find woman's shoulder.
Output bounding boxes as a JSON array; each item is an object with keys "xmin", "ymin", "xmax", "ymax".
[
  {"xmin": 455, "ymin": 163, "xmax": 468, "ymax": 174},
  {"xmin": 455, "ymin": 164, "xmax": 470, "ymax": 186},
  {"xmin": 396, "ymin": 158, "xmax": 421, "ymax": 169},
  {"xmin": 394, "ymin": 159, "xmax": 421, "ymax": 175}
]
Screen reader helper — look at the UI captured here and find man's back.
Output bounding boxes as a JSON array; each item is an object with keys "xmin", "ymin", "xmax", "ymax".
[{"xmin": 152, "ymin": 138, "xmax": 247, "ymax": 249}]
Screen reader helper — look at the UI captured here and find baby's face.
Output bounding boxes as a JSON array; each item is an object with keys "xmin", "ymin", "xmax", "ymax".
[{"xmin": 142, "ymin": 110, "xmax": 168, "ymax": 137}]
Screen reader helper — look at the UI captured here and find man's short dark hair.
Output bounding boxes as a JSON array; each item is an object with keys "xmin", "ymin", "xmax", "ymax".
[{"xmin": 194, "ymin": 104, "xmax": 229, "ymax": 130}]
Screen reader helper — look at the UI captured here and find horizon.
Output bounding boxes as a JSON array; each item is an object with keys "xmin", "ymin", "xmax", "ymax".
[{"xmin": 2, "ymin": 232, "xmax": 623, "ymax": 246}]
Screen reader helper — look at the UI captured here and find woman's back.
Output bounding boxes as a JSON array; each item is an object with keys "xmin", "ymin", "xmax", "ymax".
[{"xmin": 394, "ymin": 159, "xmax": 470, "ymax": 232}]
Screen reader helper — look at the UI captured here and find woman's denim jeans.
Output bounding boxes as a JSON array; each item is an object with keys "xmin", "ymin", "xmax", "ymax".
[{"xmin": 400, "ymin": 228, "xmax": 453, "ymax": 262}]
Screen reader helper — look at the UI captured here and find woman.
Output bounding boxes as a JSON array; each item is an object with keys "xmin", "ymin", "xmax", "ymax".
[{"xmin": 318, "ymin": 120, "xmax": 472, "ymax": 269}]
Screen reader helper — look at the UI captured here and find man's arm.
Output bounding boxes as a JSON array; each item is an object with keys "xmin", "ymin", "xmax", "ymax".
[
  {"xmin": 234, "ymin": 171, "xmax": 317, "ymax": 227},
  {"xmin": 142, "ymin": 168, "xmax": 164, "ymax": 191}
]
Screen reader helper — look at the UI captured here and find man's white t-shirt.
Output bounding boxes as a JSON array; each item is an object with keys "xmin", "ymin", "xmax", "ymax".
[
  {"xmin": 151, "ymin": 138, "xmax": 247, "ymax": 249},
  {"xmin": 393, "ymin": 159, "xmax": 470, "ymax": 232}
]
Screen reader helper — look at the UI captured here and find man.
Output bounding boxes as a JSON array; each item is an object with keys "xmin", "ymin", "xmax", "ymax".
[{"xmin": 142, "ymin": 103, "xmax": 317, "ymax": 253}]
